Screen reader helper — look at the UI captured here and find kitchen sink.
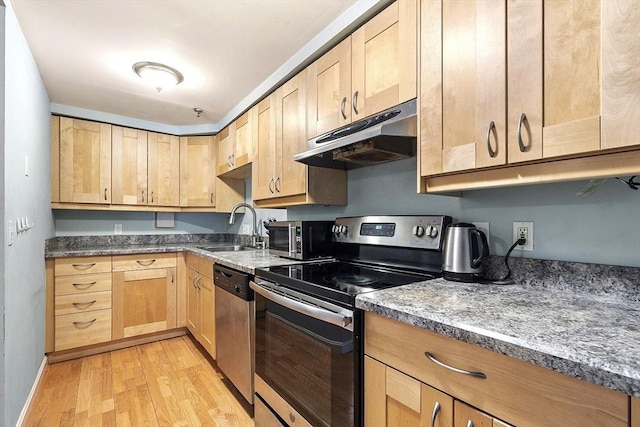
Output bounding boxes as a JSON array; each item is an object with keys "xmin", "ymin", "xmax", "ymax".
[{"xmin": 197, "ymin": 245, "xmax": 248, "ymax": 253}]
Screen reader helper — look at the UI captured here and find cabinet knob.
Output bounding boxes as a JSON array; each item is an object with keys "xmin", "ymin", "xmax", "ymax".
[{"xmin": 289, "ymin": 413, "xmax": 296, "ymax": 423}]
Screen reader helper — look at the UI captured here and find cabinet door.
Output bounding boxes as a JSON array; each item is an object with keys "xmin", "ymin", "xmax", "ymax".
[
  {"xmin": 506, "ymin": 0, "xmax": 543, "ymax": 163},
  {"xmin": 217, "ymin": 125, "xmax": 235, "ymax": 176},
  {"xmin": 601, "ymin": 0, "xmax": 639, "ymax": 150},
  {"xmin": 275, "ymin": 70, "xmax": 307, "ymax": 199},
  {"xmin": 112, "ymin": 126, "xmax": 148, "ymax": 205},
  {"xmin": 59, "ymin": 117, "xmax": 112, "ymax": 203},
  {"xmin": 454, "ymin": 401, "xmax": 492, "ymax": 427},
  {"xmin": 253, "ymin": 94, "xmax": 278, "ymax": 201},
  {"xmin": 179, "ymin": 135, "xmax": 217, "ymax": 207},
  {"xmin": 365, "ymin": 356, "xmax": 451, "ymax": 426},
  {"xmin": 234, "ymin": 111, "xmax": 253, "ymax": 170},
  {"xmin": 441, "ymin": 0, "xmax": 506, "ymax": 172},
  {"xmin": 542, "ymin": 0, "xmax": 601, "ymax": 158},
  {"xmin": 351, "ymin": 0, "xmax": 417, "ymax": 120},
  {"xmin": 632, "ymin": 397, "xmax": 640, "ymax": 427},
  {"xmin": 148, "ymin": 132, "xmax": 180, "ymax": 206},
  {"xmin": 198, "ymin": 275, "xmax": 216, "ymax": 358},
  {"xmin": 186, "ymin": 268, "xmax": 199, "ymax": 335},
  {"xmin": 306, "ymin": 37, "xmax": 352, "ymax": 138},
  {"xmin": 112, "ymin": 267, "xmax": 177, "ymax": 339}
]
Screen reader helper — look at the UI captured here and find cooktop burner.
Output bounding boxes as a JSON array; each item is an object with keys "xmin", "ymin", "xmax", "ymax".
[{"xmin": 257, "ymin": 260, "xmax": 437, "ymax": 306}]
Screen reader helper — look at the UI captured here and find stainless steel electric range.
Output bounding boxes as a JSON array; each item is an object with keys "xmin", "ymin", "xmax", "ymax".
[{"xmin": 251, "ymin": 215, "xmax": 452, "ymax": 427}]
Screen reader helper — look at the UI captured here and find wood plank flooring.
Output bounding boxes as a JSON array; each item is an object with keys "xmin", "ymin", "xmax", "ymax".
[{"xmin": 24, "ymin": 336, "xmax": 254, "ymax": 426}]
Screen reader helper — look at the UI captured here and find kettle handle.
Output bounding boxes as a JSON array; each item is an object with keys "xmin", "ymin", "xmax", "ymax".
[{"xmin": 470, "ymin": 229, "xmax": 489, "ymax": 269}]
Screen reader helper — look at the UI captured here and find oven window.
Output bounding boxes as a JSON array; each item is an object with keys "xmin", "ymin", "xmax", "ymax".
[{"xmin": 255, "ymin": 295, "xmax": 354, "ymax": 427}]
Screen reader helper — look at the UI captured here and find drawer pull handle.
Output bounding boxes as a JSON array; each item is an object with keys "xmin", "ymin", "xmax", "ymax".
[
  {"xmin": 424, "ymin": 352, "xmax": 487, "ymax": 379},
  {"xmin": 136, "ymin": 259, "xmax": 156, "ymax": 266},
  {"xmin": 72, "ymin": 318, "xmax": 97, "ymax": 327},
  {"xmin": 72, "ymin": 262, "xmax": 96, "ymax": 269},
  {"xmin": 72, "ymin": 281, "xmax": 97, "ymax": 288},
  {"xmin": 72, "ymin": 300, "xmax": 97, "ymax": 307},
  {"xmin": 430, "ymin": 401, "xmax": 441, "ymax": 427},
  {"xmin": 466, "ymin": 421, "xmax": 474, "ymax": 427}
]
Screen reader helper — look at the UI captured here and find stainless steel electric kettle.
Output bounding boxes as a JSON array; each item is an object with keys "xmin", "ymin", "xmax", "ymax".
[{"xmin": 442, "ymin": 223, "xmax": 489, "ymax": 282}]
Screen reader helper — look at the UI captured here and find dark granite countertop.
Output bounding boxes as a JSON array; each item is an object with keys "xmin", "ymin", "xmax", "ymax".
[
  {"xmin": 45, "ymin": 235, "xmax": 302, "ymax": 274},
  {"xmin": 356, "ymin": 277, "xmax": 640, "ymax": 398}
]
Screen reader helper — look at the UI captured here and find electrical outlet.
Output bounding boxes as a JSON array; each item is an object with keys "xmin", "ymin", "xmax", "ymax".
[
  {"xmin": 472, "ymin": 221, "xmax": 490, "ymax": 246},
  {"xmin": 513, "ymin": 221, "xmax": 534, "ymax": 251},
  {"xmin": 114, "ymin": 223, "xmax": 122, "ymax": 235}
]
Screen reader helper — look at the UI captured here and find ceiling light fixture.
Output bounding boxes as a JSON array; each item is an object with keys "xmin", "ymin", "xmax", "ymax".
[{"xmin": 132, "ymin": 61, "xmax": 184, "ymax": 92}]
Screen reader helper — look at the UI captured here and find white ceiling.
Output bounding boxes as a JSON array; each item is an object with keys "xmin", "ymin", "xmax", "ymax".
[{"xmin": 9, "ymin": 0, "xmax": 382, "ymax": 132}]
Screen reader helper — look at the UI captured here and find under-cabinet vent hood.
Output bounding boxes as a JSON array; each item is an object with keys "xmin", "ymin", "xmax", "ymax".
[{"xmin": 294, "ymin": 98, "xmax": 417, "ymax": 170}]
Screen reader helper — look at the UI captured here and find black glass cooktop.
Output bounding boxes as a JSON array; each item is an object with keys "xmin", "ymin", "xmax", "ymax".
[{"xmin": 256, "ymin": 261, "xmax": 437, "ymax": 307}]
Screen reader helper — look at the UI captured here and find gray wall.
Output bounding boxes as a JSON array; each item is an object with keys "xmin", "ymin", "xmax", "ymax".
[
  {"xmin": 288, "ymin": 157, "xmax": 640, "ymax": 267},
  {"xmin": 3, "ymin": 2, "xmax": 55, "ymax": 425}
]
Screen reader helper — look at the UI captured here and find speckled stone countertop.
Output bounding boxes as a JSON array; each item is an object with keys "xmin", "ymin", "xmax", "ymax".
[
  {"xmin": 356, "ymin": 277, "xmax": 640, "ymax": 398},
  {"xmin": 45, "ymin": 234, "xmax": 301, "ymax": 274}
]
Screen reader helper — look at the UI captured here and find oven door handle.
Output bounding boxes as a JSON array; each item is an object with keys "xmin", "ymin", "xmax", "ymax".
[{"xmin": 250, "ymin": 281, "xmax": 354, "ymax": 331}]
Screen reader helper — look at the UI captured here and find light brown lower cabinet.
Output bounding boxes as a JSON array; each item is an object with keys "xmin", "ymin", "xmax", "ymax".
[
  {"xmin": 185, "ymin": 253, "xmax": 216, "ymax": 358},
  {"xmin": 112, "ymin": 253, "xmax": 177, "ymax": 340},
  {"xmin": 633, "ymin": 397, "xmax": 640, "ymax": 427},
  {"xmin": 52, "ymin": 256, "xmax": 113, "ymax": 352},
  {"xmin": 255, "ymin": 397, "xmax": 285, "ymax": 427},
  {"xmin": 365, "ymin": 356, "xmax": 509, "ymax": 427},
  {"xmin": 364, "ymin": 312, "xmax": 629, "ymax": 427}
]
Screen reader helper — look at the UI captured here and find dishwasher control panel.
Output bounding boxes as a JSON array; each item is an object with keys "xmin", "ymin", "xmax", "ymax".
[{"xmin": 214, "ymin": 265, "xmax": 253, "ymax": 301}]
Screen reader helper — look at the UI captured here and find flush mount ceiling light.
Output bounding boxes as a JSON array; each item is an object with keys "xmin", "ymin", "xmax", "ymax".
[{"xmin": 132, "ymin": 61, "xmax": 184, "ymax": 92}]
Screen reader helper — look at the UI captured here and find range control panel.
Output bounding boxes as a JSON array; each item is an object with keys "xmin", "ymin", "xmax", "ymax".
[{"xmin": 332, "ymin": 215, "xmax": 452, "ymax": 250}]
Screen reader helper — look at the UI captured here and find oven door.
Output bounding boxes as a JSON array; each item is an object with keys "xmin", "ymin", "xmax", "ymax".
[{"xmin": 251, "ymin": 279, "xmax": 359, "ymax": 427}]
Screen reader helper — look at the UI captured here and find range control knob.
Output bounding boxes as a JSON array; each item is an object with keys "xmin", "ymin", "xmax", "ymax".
[
  {"xmin": 339, "ymin": 225, "xmax": 348, "ymax": 234},
  {"xmin": 234, "ymin": 285, "xmax": 241, "ymax": 294},
  {"xmin": 426, "ymin": 226, "xmax": 439, "ymax": 238},
  {"xmin": 332, "ymin": 225, "xmax": 339, "ymax": 233},
  {"xmin": 412, "ymin": 225, "xmax": 425, "ymax": 237}
]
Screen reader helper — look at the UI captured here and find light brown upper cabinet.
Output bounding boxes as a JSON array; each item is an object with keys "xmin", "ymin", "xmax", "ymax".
[
  {"xmin": 179, "ymin": 135, "xmax": 217, "ymax": 207},
  {"xmin": 419, "ymin": 0, "xmax": 640, "ymax": 192},
  {"xmin": 421, "ymin": 0, "xmax": 507, "ymax": 176},
  {"xmin": 57, "ymin": 117, "xmax": 112, "ymax": 204},
  {"xmin": 147, "ymin": 133, "xmax": 180, "ymax": 207},
  {"xmin": 253, "ymin": 71, "xmax": 347, "ymax": 207},
  {"xmin": 112, "ymin": 128, "xmax": 179, "ymax": 207},
  {"xmin": 252, "ymin": 94, "xmax": 277, "ymax": 202},
  {"xmin": 508, "ymin": 0, "xmax": 640, "ymax": 162},
  {"xmin": 112, "ymin": 126, "xmax": 148, "ymax": 205},
  {"xmin": 307, "ymin": 0, "xmax": 417, "ymax": 138},
  {"xmin": 217, "ymin": 111, "xmax": 253, "ymax": 178}
]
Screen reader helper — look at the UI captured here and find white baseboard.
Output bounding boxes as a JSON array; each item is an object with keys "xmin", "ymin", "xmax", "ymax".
[{"xmin": 16, "ymin": 355, "xmax": 48, "ymax": 427}]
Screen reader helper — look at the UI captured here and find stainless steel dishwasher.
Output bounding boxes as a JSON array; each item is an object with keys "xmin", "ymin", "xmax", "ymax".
[{"xmin": 214, "ymin": 264, "xmax": 254, "ymax": 405}]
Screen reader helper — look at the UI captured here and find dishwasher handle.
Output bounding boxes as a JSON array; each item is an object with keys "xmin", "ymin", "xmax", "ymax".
[{"xmin": 250, "ymin": 280, "xmax": 353, "ymax": 331}]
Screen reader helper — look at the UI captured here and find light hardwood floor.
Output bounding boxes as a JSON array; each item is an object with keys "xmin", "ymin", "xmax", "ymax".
[{"xmin": 24, "ymin": 336, "xmax": 254, "ymax": 426}]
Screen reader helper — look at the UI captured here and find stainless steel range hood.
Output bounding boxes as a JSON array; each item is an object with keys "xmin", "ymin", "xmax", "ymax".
[{"xmin": 294, "ymin": 98, "xmax": 417, "ymax": 170}]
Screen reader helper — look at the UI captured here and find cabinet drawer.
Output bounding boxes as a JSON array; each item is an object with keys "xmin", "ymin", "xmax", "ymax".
[
  {"xmin": 54, "ymin": 256, "xmax": 112, "ymax": 276},
  {"xmin": 55, "ymin": 273, "xmax": 112, "ymax": 295},
  {"xmin": 55, "ymin": 309, "xmax": 112, "ymax": 351},
  {"xmin": 365, "ymin": 312, "xmax": 628, "ymax": 427},
  {"xmin": 112, "ymin": 253, "xmax": 176, "ymax": 271},
  {"xmin": 198, "ymin": 256, "xmax": 214, "ymax": 278},
  {"xmin": 55, "ymin": 291, "xmax": 112, "ymax": 315},
  {"xmin": 185, "ymin": 252, "xmax": 199, "ymax": 270}
]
